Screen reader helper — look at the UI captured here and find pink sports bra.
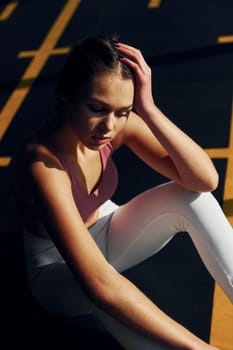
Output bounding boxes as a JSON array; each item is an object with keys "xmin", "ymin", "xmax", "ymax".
[{"xmin": 50, "ymin": 141, "xmax": 118, "ymax": 223}]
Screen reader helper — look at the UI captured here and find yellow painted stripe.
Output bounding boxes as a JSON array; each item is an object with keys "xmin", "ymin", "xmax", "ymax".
[
  {"xmin": 148, "ymin": 0, "xmax": 161, "ymax": 8},
  {"xmin": 0, "ymin": 1, "xmax": 18, "ymax": 21},
  {"xmin": 0, "ymin": 0, "xmax": 81, "ymax": 149},
  {"xmin": 218, "ymin": 35, "xmax": 233, "ymax": 44},
  {"xmin": 223, "ymin": 198, "xmax": 233, "ymax": 219},
  {"xmin": 205, "ymin": 147, "xmax": 229, "ymax": 158},
  {"xmin": 0, "ymin": 157, "xmax": 12, "ymax": 166},
  {"xmin": 223, "ymin": 99, "xmax": 233, "ymax": 210},
  {"xmin": 210, "ymin": 287, "xmax": 233, "ymax": 350},
  {"xmin": 210, "ymin": 99, "xmax": 233, "ymax": 349},
  {"xmin": 18, "ymin": 47, "xmax": 71, "ymax": 58}
]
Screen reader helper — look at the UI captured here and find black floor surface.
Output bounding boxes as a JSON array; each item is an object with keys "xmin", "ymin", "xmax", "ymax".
[{"xmin": 0, "ymin": 1, "xmax": 233, "ymax": 348}]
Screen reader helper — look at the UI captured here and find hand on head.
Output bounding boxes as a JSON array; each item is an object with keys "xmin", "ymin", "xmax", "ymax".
[{"xmin": 114, "ymin": 42, "xmax": 155, "ymax": 117}]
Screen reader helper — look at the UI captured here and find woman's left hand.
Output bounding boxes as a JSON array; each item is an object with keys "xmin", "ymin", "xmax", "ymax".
[{"xmin": 114, "ymin": 43, "xmax": 155, "ymax": 118}]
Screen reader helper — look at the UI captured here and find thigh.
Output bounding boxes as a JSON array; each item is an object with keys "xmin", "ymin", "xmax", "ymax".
[
  {"xmin": 107, "ymin": 181, "xmax": 198, "ymax": 272},
  {"xmin": 25, "ymin": 200, "xmax": 120, "ymax": 317},
  {"xmin": 30, "ymin": 262, "xmax": 93, "ymax": 316}
]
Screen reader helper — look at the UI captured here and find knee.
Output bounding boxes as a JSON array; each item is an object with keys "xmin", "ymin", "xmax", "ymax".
[
  {"xmin": 175, "ymin": 181, "xmax": 216, "ymax": 202},
  {"xmin": 168, "ymin": 182, "xmax": 219, "ymax": 215}
]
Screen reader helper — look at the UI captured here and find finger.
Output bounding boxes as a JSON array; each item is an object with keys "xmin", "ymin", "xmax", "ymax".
[
  {"xmin": 114, "ymin": 43, "xmax": 144, "ymax": 61},
  {"xmin": 120, "ymin": 57, "xmax": 151, "ymax": 86},
  {"xmin": 114, "ymin": 42, "xmax": 140, "ymax": 53},
  {"xmin": 114, "ymin": 44, "xmax": 149, "ymax": 73},
  {"xmin": 119, "ymin": 57, "xmax": 142, "ymax": 76},
  {"xmin": 120, "ymin": 52, "xmax": 150, "ymax": 76}
]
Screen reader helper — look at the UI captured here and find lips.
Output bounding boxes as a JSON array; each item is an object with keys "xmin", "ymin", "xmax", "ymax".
[{"xmin": 92, "ymin": 135, "xmax": 110, "ymax": 144}]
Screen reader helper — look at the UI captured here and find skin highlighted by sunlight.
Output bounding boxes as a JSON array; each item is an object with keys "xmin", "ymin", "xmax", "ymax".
[{"xmin": 13, "ymin": 36, "xmax": 231, "ymax": 350}]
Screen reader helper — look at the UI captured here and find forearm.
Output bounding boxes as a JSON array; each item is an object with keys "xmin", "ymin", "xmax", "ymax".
[
  {"xmin": 89, "ymin": 268, "xmax": 211, "ymax": 350},
  {"xmin": 142, "ymin": 105, "xmax": 218, "ymax": 192},
  {"xmin": 115, "ymin": 43, "xmax": 218, "ymax": 193}
]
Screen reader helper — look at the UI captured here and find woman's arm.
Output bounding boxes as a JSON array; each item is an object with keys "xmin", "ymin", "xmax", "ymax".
[
  {"xmin": 113, "ymin": 43, "xmax": 219, "ymax": 193},
  {"xmin": 26, "ymin": 146, "xmax": 219, "ymax": 350}
]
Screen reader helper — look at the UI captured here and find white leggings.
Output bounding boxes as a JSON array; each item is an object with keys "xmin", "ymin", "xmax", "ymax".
[{"xmin": 24, "ymin": 182, "xmax": 233, "ymax": 350}]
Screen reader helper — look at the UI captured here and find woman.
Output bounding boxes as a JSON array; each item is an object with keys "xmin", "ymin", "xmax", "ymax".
[{"xmin": 14, "ymin": 35, "xmax": 233, "ymax": 350}]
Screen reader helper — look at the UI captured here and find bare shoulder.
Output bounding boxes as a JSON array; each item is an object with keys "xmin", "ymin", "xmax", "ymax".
[
  {"xmin": 14, "ymin": 136, "xmax": 67, "ymax": 198},
  {"xmin": 22, "ymin": 137, "xmax": 62, "ymax": 170}
]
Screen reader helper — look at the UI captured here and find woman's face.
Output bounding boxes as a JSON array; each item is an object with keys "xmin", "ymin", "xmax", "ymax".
[{"xmin": 68, "ymin": 71, "xmax": 134, "ymax": 150}]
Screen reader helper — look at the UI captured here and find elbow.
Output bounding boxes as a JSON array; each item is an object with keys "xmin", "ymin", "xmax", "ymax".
[
  {"xmin": 194, "ymin": 170, "xmax": 219, "ymax": 193},
  {"xmin": 82, "ymin": 265, "xmax": 119, "ymax": 310},
  {"xmin": 202, "ymin": 158, "xmax": 219, "ymax": 192},
  {"xmin": 86, "ymin": 283, "xmax": 110, "ymax": 309},
  {"xmin": 183, "ymin": 169, "xmax": 219, "ymax": 193},
  {"xmin": 203, "ymin": 169, "xmax": 219, "ymax": 193}
]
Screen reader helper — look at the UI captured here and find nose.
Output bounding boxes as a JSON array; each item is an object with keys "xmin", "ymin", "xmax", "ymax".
[{"xmin": 99, "ymin": 113, "xmax": 115, "ymax": 132}]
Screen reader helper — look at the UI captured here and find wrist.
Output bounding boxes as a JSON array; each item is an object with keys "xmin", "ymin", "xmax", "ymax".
[{"xmin": 138, "ymin": 104, "xmax": 163, "ymax": 123}]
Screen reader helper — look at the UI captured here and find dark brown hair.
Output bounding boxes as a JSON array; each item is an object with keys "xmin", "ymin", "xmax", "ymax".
[{"xmin": 57, "ymin": 35, "xmax": 135, "ymax": 103}]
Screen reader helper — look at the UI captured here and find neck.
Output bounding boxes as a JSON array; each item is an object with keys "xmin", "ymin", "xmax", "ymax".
[{"xmin": 52, "ymin": 122, "xmax": 82, "ymax": 156}]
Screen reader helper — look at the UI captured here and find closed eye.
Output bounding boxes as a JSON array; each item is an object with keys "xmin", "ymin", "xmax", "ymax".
[
  {"xmin": 115, "ymin": 110, "xmax": 131, "ymax": 118},
  {"xmin": 88, "ymin": 104, "xmax": 131, "ymax": 118},
  {"xmin": 88, "ymin": 104, "xmax": 106, "ymax": 113}
]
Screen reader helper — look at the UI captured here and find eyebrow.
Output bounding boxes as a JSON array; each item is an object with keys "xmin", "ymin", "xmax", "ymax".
[{"xmin": 88, "ymin": 98, "xmax": 133, "ymax": 110}]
